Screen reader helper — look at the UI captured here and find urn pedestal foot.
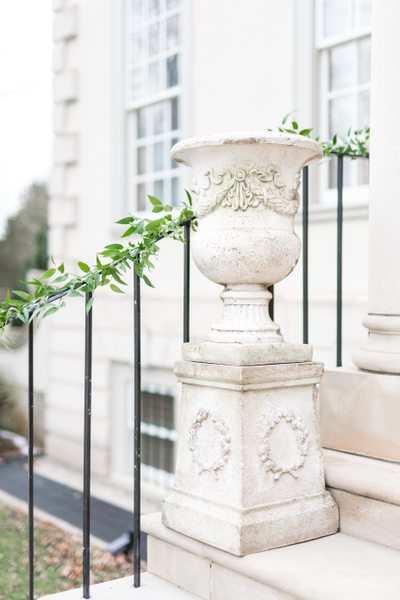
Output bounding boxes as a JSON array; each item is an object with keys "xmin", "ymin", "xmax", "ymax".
[{"xmin": 162, "ymin": 360, "xmax": 339, "ymax": 556}]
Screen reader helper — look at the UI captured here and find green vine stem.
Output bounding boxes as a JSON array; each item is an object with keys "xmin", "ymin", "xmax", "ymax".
[{"xmin": 0, "ymin": 115, "xmax": 370, "ymax": 349}]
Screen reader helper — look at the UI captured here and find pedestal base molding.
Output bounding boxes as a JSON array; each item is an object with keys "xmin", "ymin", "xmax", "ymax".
[{"xmin": 162, "ymin": 489, "xmax": 338, "ymax": 556}]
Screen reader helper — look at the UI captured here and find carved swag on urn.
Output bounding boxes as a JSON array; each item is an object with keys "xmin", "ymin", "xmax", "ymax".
[{"xmin": 162, "ymin": 132, "xmax": 339, "ymax": 556}]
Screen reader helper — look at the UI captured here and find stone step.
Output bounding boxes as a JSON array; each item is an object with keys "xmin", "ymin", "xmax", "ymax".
[
  {"xmin": 39, "ymin": 572, "xmax": 202, "ymax": 599},
  {"xmin": 323, "ymin": 448, "xmax": 400, "ymax": 550},
  {"xmin": 142, "ymin": 512, "xmax": 400, "ymax": 600}
]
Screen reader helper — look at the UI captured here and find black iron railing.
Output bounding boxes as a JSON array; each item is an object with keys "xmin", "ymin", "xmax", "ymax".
[{"xmin": 20, "ymin": 154, "xmax": 363, "ymax": 598}]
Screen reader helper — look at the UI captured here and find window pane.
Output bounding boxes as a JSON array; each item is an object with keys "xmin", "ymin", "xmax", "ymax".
[
  {"xmin": 323, "ymin": 0, "xmax": 350, "ymax": 38},
  {"xmin": 149, "ymin": 23, "xmax": 159, "ymax": 56},
  {"xmin": 137, "ymin": 108, "xmax": 146, "ymax": 138},
  {"xmin": 137, "ymin": 146, "xmax": 147, "ymax": 175},
  {"xmin": 149, "ymin": 0, "xmax": 160, "ymax": 18},
  {"xmin": 171, "ymin": 97, "xmax": 179, "ymax": 130},
  {"xmin": 330, "ymin": 42, "xmax": 354, "ymax": 91},
  {"xmin": 167, "ymin": 0, "xmax": 180, "ymax": 10},
  {"xmin": 132, "ymin": 0, "xmax": 143, "ymax": 23},
  {"xmin": 153, "ymin": 102, "xmax": 164, "ymax": 134},
  {"xmin": 137, "ymin": 183, "xmax": 147, "ymax": 211},
  {"xmin": 354, "ymin": 0, "xmax": 372, "ymax": 28},
  {"xmin": 171, "ymin": 177, "xmax": 178, "ymax": 206},
  {"xmin": 358, "ymin": 37, "xmax": 371, "ymax": 84},
  {"xmin": 149, "ymin": 61, "xmax": 160, "ymax": 94},
  {"xmin": 358, "ymin": 90, "xmax": 370, "ymax": 128},
  {"xmin": 167, "ymin": 55, "xmax": 179, "ymax": 87},
  {"xmin": 141, "ymin": 391, "xmax": 174, "ymax": 428},
  {"xmin": 131, "ymin": 67, "xmax": 146, "ymax": 99},
  {"xmin": 171, "ymin": 138, "xmax": 178, "ymax": 168},
  {"xmin": 131, "ymin": 32, "xmax": 144, "ymax": 64},
  {"xmin": 167, "ymin": 15, "xmax": 180, "ymax": 49},
  {"xmin": 154, "ymin": 179, "xmax": 164, "ymax": 202},
  {"xmin": 329, "ymin": 95, "xmax": 352, "ymax": 138},
  {"xmin": 142, "ymin": 434, "xmax": 174, "ymax": 473},
  {"xmin": 154, "ymin": 142, "xmax": 164, "ymax": 171}
]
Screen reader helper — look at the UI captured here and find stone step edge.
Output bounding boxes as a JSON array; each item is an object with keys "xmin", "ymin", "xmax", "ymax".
[
  {"xmin": 39, "ymin": 572, "xmax": 202, "ymax": 599},
  {"xmin": 142, "ymin": 512, "xmax": 400, "ymax": 600},
  {"xmin": 323, "ymin": 448, "xmax": 400, "ymax": 506}
]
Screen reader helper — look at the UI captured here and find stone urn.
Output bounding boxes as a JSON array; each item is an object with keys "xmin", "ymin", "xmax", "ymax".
[
  {"xmin": 162, "ymin": 132, "xmax": 338, "ymax": 556},
  {"xmin": 172, "ymin": 132, "xmax": 323, "ymax": 363}
]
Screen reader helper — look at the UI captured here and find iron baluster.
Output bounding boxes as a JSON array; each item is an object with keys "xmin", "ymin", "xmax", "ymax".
[
  {"xmin": 337, "ymin": 155, "xmax": 344, "ymax": 367},
  {"xmin": 183, "ymin": 223, "xmax": 191, "ymax": 343},
  {"xmin": 268, "ymin": 285, "xmax": 274, "ymax": 321},
  {"xmin": 133, "ymin": 271, "xmax": 141, "ymax": 587},
  {"xmin": 28, "ymin": 321, "xmax": 34, "ymax": 600},
  {"xmin": 302, "ymin": 166, "xmax": 309, "ymax": 345},
  {"xmin": 83, "ymin": 292, "xmax": 93, "ymax": 598}
]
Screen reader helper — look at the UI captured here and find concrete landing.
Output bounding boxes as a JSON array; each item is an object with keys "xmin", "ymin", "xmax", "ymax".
[{"xmin": 39, "ymin": 573, "xmax": 201, "ymax": 599}]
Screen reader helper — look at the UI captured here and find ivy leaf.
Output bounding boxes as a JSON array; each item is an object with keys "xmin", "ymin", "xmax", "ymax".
[
  {"xmin": 134, "ymin": 262, "xmax": 142, "ymax": 278},
  {"xmin": 0, "ymin": 338, "xmax": 13, "ymax": 352},
  {"xmin": 163, "ymin": 205, "xmax": 173, "ymax": 212},
  {"xmin": 282, "ymin": 109, "xmax": 297, "ymax": 125},
  {"xmin": 78, "ymin": 262, "xmax": 90, "ymax": 273},
  {"xmin": 145, "ymin": 218, "xmax": 163, "ymax": 231},
  {"xmin": 110, "ymin": 284, "xmax": 124, "ymax": 293},
  {"xmin": 292, "ymin": 121, "xmax": 298, "ymax": 130},
  {"xmin": 67, "ymin": 290, "xmax": 83, "ymax": 298},
  {"xmin": 152, "ymin": 205, "xmax": 164, "ymax": 213},
  {"xmin": 111, "ymin": 269, "xmax": 128, "ymax": 286},
  {"xmin": 105, "ymin": 244, "xmax": 123, "ymax": 250},
  {"xmin": 143, "ymin": 274, "xmax": 154, "ymax": 288},
  {"xmin": 121, "ymin": 226, "xmax": 135, "ymax": 238},
  {"xmin": 43, "ymin": 306, "xmax": 59, "ymax": 318},
  {"xmin": 185, "ymin": 190, "xmax": 192, "ymax": 206},
  {"xmin": 5, "ymin": 291, "xmax": 10, "ymax": 308},
  {"xmin": 40, "ymin": 268, "xmax": 56, "ymax": 280},
  {"xmin": 299, "ymin": 128, "xmax": 313, "ymax": 137},
  {"xmin": 115, "ymin": 216, "xmax": 133, "ymax": 224},
  {"xmin": 13, "ymin": 291, "xmax": 32, "ymax": 301},
  {"xmin": 142, "ymin": 257, "xmax": 154, "ymax": 269},
  {"xmin": 94, "ymin": 271, "xmax": 100, "ymax": 288},
  {"xmin": 58, "ymin": 262, "xmax": 65, "ymax": 274},
  {"xmin": 52, "ymin": 274, "xmax": 69, "ymax": 285},
  {"xmin": 148, "ymin": 195, "xmax": 162, "ymax": 207},
  {"xmin": 86, "ymin": 297, "xmax": 94, "ymax": 315}
]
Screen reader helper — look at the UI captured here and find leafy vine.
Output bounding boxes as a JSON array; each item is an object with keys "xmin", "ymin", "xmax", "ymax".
[
  {"xmin": 269, "ymin": 109, "xmax": 370, "ymax": 161},
  {"xmin": 0, "ymin": 193, "xmax": 196, "ymax": 350},
  {"xmin": 0, "ymin": 112, "xmax": 370, "ymax": 349}
]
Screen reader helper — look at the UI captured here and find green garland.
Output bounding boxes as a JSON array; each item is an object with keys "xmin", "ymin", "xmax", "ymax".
[
  {"xmin": 0, "ymin": 114, "xmax": 370, "ymax": 349},
  {"xmin": 269, "ymin": 109, "xmax": 370, "ymax": 160},
  {"xmin": 0, "ymin": 193, "xmax": 196, "ymax": 349}
]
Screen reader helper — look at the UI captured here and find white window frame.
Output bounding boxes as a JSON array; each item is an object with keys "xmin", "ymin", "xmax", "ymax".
[
  {"xmin": 125, "ymin": 0, "xmax": 184, "ymax": 214},
  {"xmin": 315, "ymin": 0, "xmax": 371, "ymax": 207}
]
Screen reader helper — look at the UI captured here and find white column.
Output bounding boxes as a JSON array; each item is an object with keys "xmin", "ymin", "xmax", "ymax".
[{"xmin": 352, "ymin": 0, "xmax": 400, "ymax": 374}]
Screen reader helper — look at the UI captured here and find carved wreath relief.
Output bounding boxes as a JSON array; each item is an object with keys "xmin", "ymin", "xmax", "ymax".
[
  {"xmin": 188, "ymin": 409, "xmax": 231, "ymax": 479},
  {"xmin": 193, "ymin": 166, "xmax": 301, "ymax": 218},
  {"xmin": 258, "ymin": 410, "xmax": 310, "ymax": 481}
]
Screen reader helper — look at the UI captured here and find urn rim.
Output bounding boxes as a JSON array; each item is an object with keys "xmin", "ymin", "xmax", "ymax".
[{"xmin": 171, "ymin": 131, "xmax": 323, "ymax": 164}]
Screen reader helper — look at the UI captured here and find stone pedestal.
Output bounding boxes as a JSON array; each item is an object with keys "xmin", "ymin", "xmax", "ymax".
[{"xmin": 162, "ymin": 360, "xmax": 338, "ymax": 556}]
